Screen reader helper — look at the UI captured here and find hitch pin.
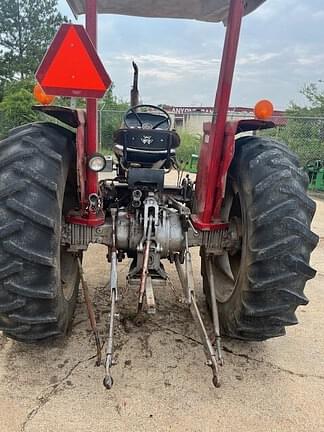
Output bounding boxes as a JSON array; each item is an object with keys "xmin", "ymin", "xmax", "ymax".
[{"xmin": 188, "ymin": 218, "xmax": 199, "ymax": 237}]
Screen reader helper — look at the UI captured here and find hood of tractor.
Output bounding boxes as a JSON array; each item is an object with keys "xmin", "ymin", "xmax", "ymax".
[{"xmin": 67, "ymin": 0, "xmax": 266, "ymax": 22}]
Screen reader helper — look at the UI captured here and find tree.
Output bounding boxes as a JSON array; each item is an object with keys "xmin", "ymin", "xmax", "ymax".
[
  {"xmin": 0, "ymin": 0, "xmax": 67, "ymax": 85},
  {"xmin": 283, "ymin": 83, "xmax": 324, "ymax": 164},
  {"xmin": 261, "ymin": 83, "xmax": 324, "ymax": 165},
  {"xmin": 53, "ymin": 85, "xmax": 130, "ymax": 151},
  {"xmin": 0, "ymin": 0, "xmax": 66, "ymax": 134},
  {"xmin": 297, "ymin": 83, "xmax": 324, "ymax": 115},
  {"xmin": 99, "ymin": 87, "xmax": 129, "ymax": 151},
  {"xmin": 0, "ymin": 79, "xmax": 38, "ymax": 137}
]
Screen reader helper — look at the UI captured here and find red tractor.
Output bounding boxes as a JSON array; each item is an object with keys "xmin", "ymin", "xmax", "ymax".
[{"xmin": 0, "ymin": 0, "xmax": 318, "ymax": 389}]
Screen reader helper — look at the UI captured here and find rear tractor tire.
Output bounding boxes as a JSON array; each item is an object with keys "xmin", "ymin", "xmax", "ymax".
[
  {"xmin": 202, "ymin": 136, "xmax": 319, "ymax": 341},
  {"xmin": 0, "ymin": 123, "xmax": 80, "ymax": 342}
]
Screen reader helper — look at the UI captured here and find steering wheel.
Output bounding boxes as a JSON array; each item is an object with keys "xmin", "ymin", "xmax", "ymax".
[{"xmin": 123, "ymin": 104, "xmax": 172, "ymax": 130}]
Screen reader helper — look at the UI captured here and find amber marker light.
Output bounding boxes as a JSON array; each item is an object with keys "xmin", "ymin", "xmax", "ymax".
[
  {"xmin": 33, "ymin": 83, "xmax": 56, "ymax": 106},
  {"xmin": 254, "ymin": 99, "xmax": 274, "ymax": 120}
]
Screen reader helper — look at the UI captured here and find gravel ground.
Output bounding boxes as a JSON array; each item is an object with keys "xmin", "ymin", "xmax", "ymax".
[{"xmin": 0, "ymin": 195, "xmax": 323, "ymax": 432}]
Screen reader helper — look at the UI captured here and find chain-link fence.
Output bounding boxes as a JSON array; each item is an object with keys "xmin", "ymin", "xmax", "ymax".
[
  {"xmin": 99, "ymin": 109, "xmax": 124, "ymax": 151},
  {"xmin": 258, "ymin": 115, "xmax": 324, "ymax": 166},
  {"xmin": 99, "ymin": 110, "xmax": 324, "ymax": 167},
  {"xmin": 1, "ymin": 107, "xmax": 323, "ymax": 168}
]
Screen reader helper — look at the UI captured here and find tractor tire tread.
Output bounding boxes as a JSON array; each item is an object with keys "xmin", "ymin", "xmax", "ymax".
[
  {"xmin": 0, "ymin": 123, "xmax": 78, "ymax": 342},
  {"xmin": 203, "ymin": 136, "xmax": 318, "ymax": 341}
]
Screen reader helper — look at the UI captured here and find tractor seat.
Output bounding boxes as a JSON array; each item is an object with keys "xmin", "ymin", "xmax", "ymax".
[{"xmin": 113, "ymin": 128, "xmax": 180, "ymax": 168}]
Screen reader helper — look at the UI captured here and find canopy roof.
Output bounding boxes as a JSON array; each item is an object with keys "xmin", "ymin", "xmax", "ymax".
[{"xmin": 67, "ymin": 0, "xmax": 266, "ymax": 23}]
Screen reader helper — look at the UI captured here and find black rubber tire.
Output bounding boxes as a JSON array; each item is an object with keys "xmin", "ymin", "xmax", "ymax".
[
  {"xmin": 202, "ymin": 136, "xmax": 319, "ymax": 341},
  {"xmin": 0, "ymin": 122, "xmax": 80, "ymax": 341}
]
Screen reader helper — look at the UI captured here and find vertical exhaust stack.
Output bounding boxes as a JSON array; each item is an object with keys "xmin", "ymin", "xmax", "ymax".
[{"xmin": 130, "ymin": 61, "xmax": 140, "ymax": 107}]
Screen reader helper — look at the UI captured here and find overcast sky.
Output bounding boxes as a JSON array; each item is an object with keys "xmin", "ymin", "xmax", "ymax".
[{"xmin": 58, "ymin": 0, "xmax": 324, "ymax": 109}]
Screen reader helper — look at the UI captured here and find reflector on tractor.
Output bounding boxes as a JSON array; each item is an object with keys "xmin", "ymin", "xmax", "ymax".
[{"xmin": 36, "ymin": 23, "xmax": 111, "ymax": 98}]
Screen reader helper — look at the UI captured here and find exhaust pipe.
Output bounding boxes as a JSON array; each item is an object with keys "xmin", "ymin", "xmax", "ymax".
[{"xmin": 130, "ymin": 61, "xmax": 139, "ymax": 107}]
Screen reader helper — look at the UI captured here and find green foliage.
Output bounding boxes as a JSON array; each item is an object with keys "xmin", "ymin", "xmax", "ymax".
[
  {"xmin": 279, "ymin": 119, "xmax": 323, "ymax": 166},
  {"xmin": 260, "ymin": 121, "xmax": 324, "ymax": 166},
  {"xmin": 0, "ymin": 0, "xmax": 67, "ymax": 84},
  {"xmin": 100, "ymin": 88, "xmax": 129, "ymax": 150},
  {"xmin": 261, "ymin": 83, "xmax": 324, "ymax": 166},
  {"xmin": 0, "ymin": 0, "xmax": 66, "ymax": 136},
  {"xmin": 0, "ymin": 79, "xmax": 38, "ymax": 137},
  {"xmin": 175, "ymin": 130, "xmax": 201, "ymax": 164},
  {"xmin": 286, "ymin": 84, "xmax": 324, "ymax": 164},
  {"xmin": 297, "ymin": 83, "xmax": 324, "ymax": 114}
]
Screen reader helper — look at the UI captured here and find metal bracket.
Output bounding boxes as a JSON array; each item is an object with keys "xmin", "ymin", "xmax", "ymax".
[
  {"xmin": 175, "ymin": 231, "xmax": 223, "ymax": 387},
  {"xmin": 77, "ymin": 257, "xmax": 102, "ymax": 367},
  {"xmin": 144, "ymin": 193, "xmax": 159, "ymax": 229},
  {"xmin": 103, "ymin": 208, "xmax": 118, "ymax": 390}
]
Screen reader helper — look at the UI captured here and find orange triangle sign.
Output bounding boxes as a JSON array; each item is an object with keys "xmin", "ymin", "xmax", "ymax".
[{"xmin": 36, "ymin": 24, "xmax": 111, "ymax": 98}]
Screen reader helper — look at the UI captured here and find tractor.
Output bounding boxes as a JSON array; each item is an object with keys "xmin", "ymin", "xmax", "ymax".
[
  {"xmin": 0, "ymin": 0, "xmax": 319, "ymax": 389},
  {"xmin": 304, "ymin": 159, "xmax": 324, "ymax": 192}
]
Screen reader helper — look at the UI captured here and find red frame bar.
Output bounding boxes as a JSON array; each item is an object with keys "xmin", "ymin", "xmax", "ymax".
[
  {"xmin": 86, "ymin": 0, "xmax": 98, "ymax": 199},
  {"xmin": 84, "ymin": 0, "xmax": 105, "ymax": 225},
  {"xmin": 71, "ymin": 0, "xmax": 243, "ymax": 228},
  {"xmin": 76, "ymin": 109, "xmax": 87, "ymax": 207},
  {"xmin": 193, "ymin": 0, "xmax": 244, "ymax": 230}
]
